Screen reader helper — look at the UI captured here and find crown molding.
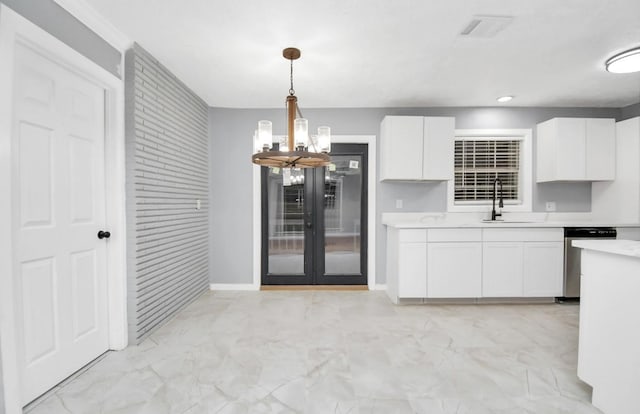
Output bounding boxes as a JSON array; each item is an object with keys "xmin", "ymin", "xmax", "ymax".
[{"xmin": 53, "ymin": 0, "xmax": 131, "ymax": 52}]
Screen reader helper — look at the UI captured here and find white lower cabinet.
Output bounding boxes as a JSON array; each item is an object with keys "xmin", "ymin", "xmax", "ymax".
[
  {"xmin": 482, "ymin": 228, "xmax": 563, "ymax": 298},
  {"xmin": 483, "ymin": 243, "xmax": 524, "ymax": 297},
  {"xmin": 523, "ymin": 242, "xmax": 563, "ymax": 296},
  {"xmin": 398, "ymin": 242, "xmax": 427, "ymax": 297},
  {"xmin": 386, "ymin": 226, "xmax": 563, "ymax": 301},
  {"xmin": 387, "ymin": 228, "xmax": 427, "ymax": 301},
  {"xmin": 482, "ymin": 240, "xmax": 563, "ymax": 297},
  {"xmin": 427, "ymin": 242, "xmax": 482, "ymax": 298}
]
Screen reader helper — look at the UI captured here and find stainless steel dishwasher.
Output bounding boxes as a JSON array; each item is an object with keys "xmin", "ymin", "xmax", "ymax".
[{"xmin": 562, "ymin": 227, "xmax": 617, "ymax": 300}]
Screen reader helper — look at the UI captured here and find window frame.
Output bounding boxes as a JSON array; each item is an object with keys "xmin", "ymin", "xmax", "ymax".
[{"xmin": 447, "ymin": 128, "xmax": 532, "ymax": 213}]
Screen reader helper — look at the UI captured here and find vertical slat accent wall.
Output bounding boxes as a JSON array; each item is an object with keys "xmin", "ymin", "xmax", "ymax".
[{"xmin": 124, "ymin": 43, "xmax": 209, "ymax": 344}]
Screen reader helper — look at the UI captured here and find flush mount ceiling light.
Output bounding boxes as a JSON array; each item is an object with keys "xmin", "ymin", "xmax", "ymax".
[
  {"xmin": 252, "ymin": 48, "xmax": 331, "ymax": 168},
  {"xmin": 605, "ymin": 47, "xmax": 640, "ymax": 73},
  {"xmin": 497, "ymin": 95, "xmax": 514, "ymax": 103}
]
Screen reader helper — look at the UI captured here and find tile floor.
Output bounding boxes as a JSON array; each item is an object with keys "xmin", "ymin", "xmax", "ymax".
[{"xmin": 27, "ymin": 291, "xmax": 601, "ymax": 413}]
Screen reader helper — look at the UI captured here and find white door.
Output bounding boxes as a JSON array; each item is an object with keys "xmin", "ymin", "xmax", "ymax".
[{"xmin": 11, "ymin": 41, "xmax": 109, "ymax": 405}]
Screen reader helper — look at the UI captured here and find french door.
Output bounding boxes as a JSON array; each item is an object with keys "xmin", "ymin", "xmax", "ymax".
[{"xmin": 261, "ymin": 144, "xmax": 368, "ymax": 285}]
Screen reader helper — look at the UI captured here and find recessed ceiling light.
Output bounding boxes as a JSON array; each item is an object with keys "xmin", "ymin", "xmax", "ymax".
[
  {"xmin": 605, "ymin": 47, "xmax": 640, "ymax": 73},
  {"xmin": 497, "ymin": 96, "xmax": 514, "ymax": 103}
]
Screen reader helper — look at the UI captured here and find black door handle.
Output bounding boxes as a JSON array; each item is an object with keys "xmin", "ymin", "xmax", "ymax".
[
  {"xmin": 97, "ymin": 230, "xmax": 111, "ymax": 240},
  {"xmin": 305, "ymin": 222, "xmax": 312, "ymax": 229}
]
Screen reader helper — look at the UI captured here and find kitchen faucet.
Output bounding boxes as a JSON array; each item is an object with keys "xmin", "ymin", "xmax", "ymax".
[{"xmin": 491, "ymin": 177, "xmax": 504, "ymax": 221}]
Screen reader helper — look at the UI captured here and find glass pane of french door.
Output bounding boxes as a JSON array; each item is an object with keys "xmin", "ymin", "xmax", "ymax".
[
  {"xmin": 264, "ymin": 167, "xmax": 306, "ymax": 275},
  {"xmin": 323, "ymin": 154, "xmax": 363, "ymax": 275}
]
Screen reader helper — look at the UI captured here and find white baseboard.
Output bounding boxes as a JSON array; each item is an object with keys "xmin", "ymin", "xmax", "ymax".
[
  {"xmin": 210, "ymin": 283, "xmax": 385, "ymax": 292},
  {"xmin": 209, "ymin": 283, "xmax": 260, "ymax": 291}
]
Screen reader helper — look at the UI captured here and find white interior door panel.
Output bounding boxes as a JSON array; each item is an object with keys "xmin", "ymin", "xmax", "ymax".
[{"xmin": 12, "ymin": 40, "xmax": 109, "ymax": 405}]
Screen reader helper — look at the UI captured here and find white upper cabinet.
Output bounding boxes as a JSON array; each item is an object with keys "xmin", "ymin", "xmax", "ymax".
[
  {"xmin": 422, "ymin": 117, "xmax": 455, "ymax": 180},
  {"xmin": 380, "ymin": 116, "xmax": 423, "ymax": 180},
  {"xmin": 592, "ymin": 117, "xmax": 640, "ymax": 222},
  {"xmin": 585, "ymin": 119, "xmax": 616, "ymax": 181},
  {"xmin": 536, "ymin": 117, "xmax": 615, "ymax": 182},
  {"xmin": 380, "ymin": 116, "xmax": 455, "ymax": 181}
]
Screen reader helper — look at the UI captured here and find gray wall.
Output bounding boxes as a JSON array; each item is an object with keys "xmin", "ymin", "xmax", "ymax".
[
  {"xmin": 208, "ymin": 109, "xmax": 256, "ymax": 284},
  {"xmin": 0, "ymin": 0, "xmax": 121, "ymax": 78},
  {"xmin": 125, "ymin": 44, "xmax": 209, "ymax": 344},
  {"xmin": 209, "ymin": 106, "xmax": 621, "ymax": 285}
]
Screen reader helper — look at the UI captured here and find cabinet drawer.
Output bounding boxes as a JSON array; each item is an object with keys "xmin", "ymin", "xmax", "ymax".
[
  {"xmin": 482, "ymin": 228, "xmax": 563, "ymax": 242},
  {"xmin": 428, "ymin": 228, "xmax": 482, "ymax": 242},
  {"xmin": 398, "ymin": 229, "xmax": 428, "ymax": 243}
]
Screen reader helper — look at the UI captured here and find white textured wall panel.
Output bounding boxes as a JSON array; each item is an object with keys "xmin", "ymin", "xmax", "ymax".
[{"xmin": 125, "ymin": 43, "xmax": 209, "ymax": 344}]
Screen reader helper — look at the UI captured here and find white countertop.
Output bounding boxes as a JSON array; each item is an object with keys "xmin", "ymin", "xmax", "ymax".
[
  {"xmin": 572, "ymin": 239, "xmax": 640, "ymax": 258},
  {"xmin": 385, "ymin": 221, "xmax": 640, "ymax": 229},
  {"xmin": 381, "ymin": 212, "xmax": 640, "ymax": 229}
]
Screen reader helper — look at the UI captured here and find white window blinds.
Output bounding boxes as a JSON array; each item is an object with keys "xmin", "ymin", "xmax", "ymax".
[{"xmin": 454, "ymin": 138, "xmax": 521, "ymax": 203}]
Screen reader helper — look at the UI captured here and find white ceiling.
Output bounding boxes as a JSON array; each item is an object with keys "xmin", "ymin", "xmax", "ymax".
[{"xmin": 85, "ymin": 0, "xmax": 640, "ymax": 109}]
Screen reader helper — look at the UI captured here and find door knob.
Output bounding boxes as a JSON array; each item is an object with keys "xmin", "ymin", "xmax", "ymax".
[{"xmin": 97, "ymin": 230, "xmax": 111, "ymax": 239}]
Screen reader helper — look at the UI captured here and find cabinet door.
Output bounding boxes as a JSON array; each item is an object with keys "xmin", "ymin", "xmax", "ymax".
[
  {"xmin": 555, "ymin": 118, "xmax": 586, "ymax": 180},
  {"xmin": 585, "ymin": 118, "xmax": 615, "ymax": 181},
  {"xmin": 523, "ymin": 242, "xmax": 563, "ymax": 296},
  {"xmin": 536, "ymin": 120, "xmax": 555, "ymax": 182},
  {"xmin": 380, "ymin": 116, "xmax": 424, "ymax": 180},
  {"xmin": 482, "ymin": 243, "xmax": 523, "ymax": 297},
  {"xmin": 427, "ymin": 243, "xmax": 482, "ymax": 298},
  {"xmin": 422, "ymin": 117, "xmax": 454, "ymax": 180},
  {"xmin": 398, "ymin": 242, "xmax": 427, "ymax": 298}
]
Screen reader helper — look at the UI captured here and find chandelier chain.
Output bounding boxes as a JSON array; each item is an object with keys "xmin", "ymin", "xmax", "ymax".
[
  {"xmin": 289, "ymin": 57, "xmax": 303, "ymax": 118},
  {"xmin": 289, "ymin": 58, "xmax": 295, "ymax": 96}
]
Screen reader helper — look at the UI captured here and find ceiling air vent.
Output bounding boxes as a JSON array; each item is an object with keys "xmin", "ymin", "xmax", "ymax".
[{"xmin": 460, "ymin": 15, "xmax": 514, "ymax": 38}]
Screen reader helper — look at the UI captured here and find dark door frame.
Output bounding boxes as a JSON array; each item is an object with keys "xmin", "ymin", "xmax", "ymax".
[
  {"xmin": 250, "ymin": 135, "xmax": 377, "ymax": 289},
  {"xmin": 261, "ymin": 144, "xmax": 368, "ymax": 285}
]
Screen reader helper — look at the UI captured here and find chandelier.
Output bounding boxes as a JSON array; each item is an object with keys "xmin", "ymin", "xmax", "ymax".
[{"xmin": 251, "ymin": 48, "xmax": 331, "ymax": 168}]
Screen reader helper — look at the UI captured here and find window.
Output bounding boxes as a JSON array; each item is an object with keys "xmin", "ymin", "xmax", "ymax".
[
  {"xmin": 454, "ymin": 138, "xmax": 520, "ymax": 203},
  {"xmin": 447, "ymin": 129, "xmax": 532, "ymax": 212}
]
